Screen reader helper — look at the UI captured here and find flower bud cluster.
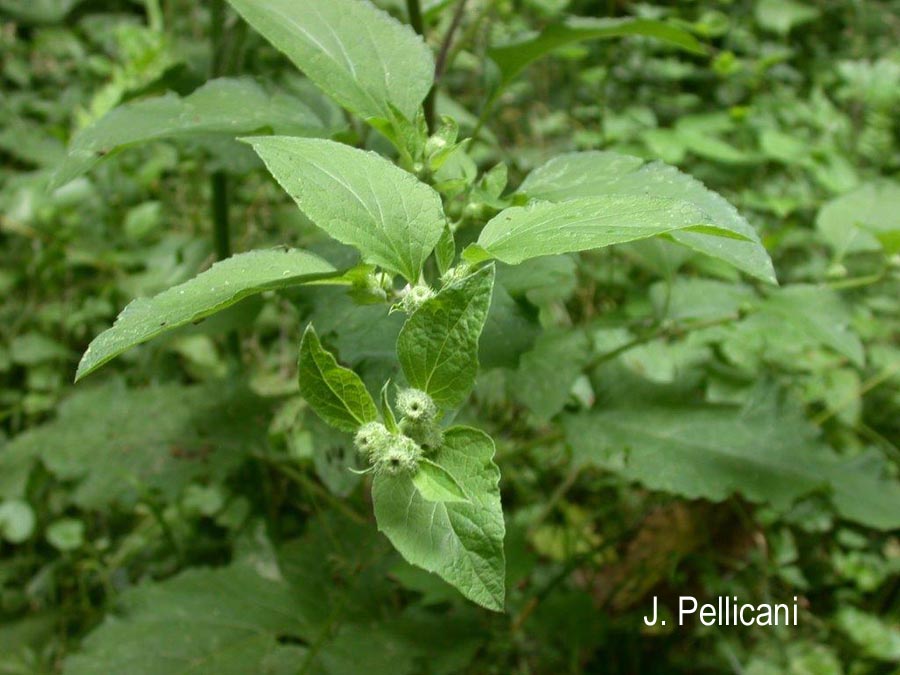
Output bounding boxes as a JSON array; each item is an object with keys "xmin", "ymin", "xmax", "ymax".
[
  {"xmin": 397, "ymin": 388, "xmax": 443, "ymax": 453},
  {"xmin": 354, "ymin": 421, "xmax": 423, "ymax": 475},
  {"xmin": 351, "ymin": 389, "xmax": 444, "ymax": 475}
]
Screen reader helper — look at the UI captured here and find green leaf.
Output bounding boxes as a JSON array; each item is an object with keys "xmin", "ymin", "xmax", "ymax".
[
  {"xmin": 247, "ymin": 137, "xmax": 446, "ymax": 281},
  {"xmin": 51, "ymin": 78, "xmax": 332, "ymax": 189},
  {"xmin": 372, "ymin": 427, "xmax": 505, "ymax": 611},
  {"xmin": 63, "ymin": 564, "xmax": 310, "ymax": 675},
  {"xmin": 834, "ymin": 607, "xmax": 900, "ymax": 662},
  {"xmin": 412, "ymin": 459, "xmax": 470, "ymax": 503},
  {"xmin": 478, "ymin": 283, "xmax": 540, "ymax": 369},
  {"xmin": 518, "ymin": 151, "xmax": 777, "ymax": 283},
  {"xmin": 512, "ymin": 329, "xmax": 590, "ymax": 421},
  {"xmin": 489, "ymin": 17, "xmax": 706, "ymax": 93},
  {"xmin": 755, "ymin": 0, "xmax": 820, "ymax": 35},
  {"xmin": 0, "ymin": 0, "xmax": 80, "ymax": 24},
  {"xmin": 435, "ymin": 224, "xmax": 456, "ymax": 276},
  {"xmin": 380, "ymin": 382, "xmax": 399, "ymax": 433},
  {"xmin": 76, "ymin": 248, "xmax": 337, "ymax": 381},
  {"xmin": 816, "ymin": 181, "xmax": 900, "ymax": 258},
  {"xmin": 298, "ymin": 325, "xmax": 378, "ymax": 432},
  {"xmin": 46, "ymin": 518, "xmax": 85, "ymax": 551},
  {"xmin": 564, "ymin": 391, "xmax": 900, "ymax": 530},
  {"xmin": 397, "ymin": 266, "xmax": 495, "ymax": 409},
  {"xmin": 757, "ymin": 285, "xmax": 864, "ymax": 366},
  {"xmin": 225, "ymin": 0, "xmax": 433, "ymax": 121},
  {"xmin": 0, "ymin": 500, "xmax": 35, "ymax": 544},
  {"xmin": 0, "ymin": 380, "xmax": 271, "ymax": 509},
  {"xmin": 473, "ymin": 196, "xmax": 742, "ymax": 266}
]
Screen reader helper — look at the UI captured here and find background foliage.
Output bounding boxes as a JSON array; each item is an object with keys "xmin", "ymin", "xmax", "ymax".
[{"xmin": 1, "ymin": 0, "xmax": 899, "ymax": 672}]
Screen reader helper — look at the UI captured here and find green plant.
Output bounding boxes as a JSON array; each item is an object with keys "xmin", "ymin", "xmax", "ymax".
[
  {"xmin": 67, "ymin": 0, "xmax": 780, "ymax": 611},
  {"xmin": 3, "ymin": 0, "xmax": 900, "ymax": 672}
]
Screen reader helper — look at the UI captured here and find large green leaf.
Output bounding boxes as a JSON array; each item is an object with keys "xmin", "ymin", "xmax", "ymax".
[
  {"xmin": 63, "ymin": 564, "xmax": 309, "ymax": 675},
  {"xmin": 298, "ymin": 325, "xmax": 378, "ymax": 432},
  {"xmin": 564, "ymin": 393, "xmax": 900, "ymax": 530},
  {"xmin": 397, "ymin": 266, "xmax": 495, "ymax": 409},
  {"xmin": 372, "ymin": 427, "xmax": 505, "ymax": 611},
  {"xmin": 76, "ymin": 249, "xmax": 337, "ymax": 381},
  {"xmin": 518, "ymin": 151, "xmax": 777, "ymax": 283},
  {"xmin": 0, "ymin": 380, "xmax": 271, "ymax": 509},
  {"xmin": 472, "ymin": 196, "xmax": 741, "ymax": 265},
  {"xmin": 705, "ymin": 285, "xmax": 865, "ymax": 370},
  {"xmin": 225, "ymin": 0, "xmax": 433, "ymax": 121},
  {"xmin": 247, "ymin": 137, "xmax": 446, "ymax": 281},
  {"xmin": 51, "ymin": 78, "xmax": 331, "ymax": 188},
  {"xmin": 489, "ymin": 16, "xmax": 706, "ymax": 92}
]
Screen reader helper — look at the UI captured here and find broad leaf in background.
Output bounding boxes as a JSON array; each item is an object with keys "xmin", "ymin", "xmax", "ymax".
[
  {"xmin": 755, "ymin": 0, "xmax": 820, "ymax": 35},
  {"xmin": 513, "ymin": 329, "xmax": 590, "ymax": 421},
  {"xmin": 756, "ymin": 285, "xmax": 865, "ymax": 366},
  {"xmin": 478, "ymin": 283, "xmax": 540, "ymax": 369},
  {"xmin": 488, "ymin": 17, "xmax": 706, "ymax": 95},
  {"xmin": 248, "ymin": 137, "xmax": 446, "ymax": 281},
  {"xmin": 519, "ymin": 151, "xmax": 777, "ymax": 283},
  {"xmin": 299, "ymin": 325, "xmax": 378, "ymax": 432},
  {"xmin": 0, "ymin": 381, "xmax": 271, "ymax": 509},
  {"xmin": 565, "ymin": 391, "xmax": 900, "ymax": 530},
  {"xmin": 226, "ymin": 0, "xmax": 433, "ymax": 121},
  {"xmin": 397, "ymin": 266, "xmax": 494, "ymax": 409},
  {"xmin": 76, "ymin": 249, "xmax": 337, "ymax": 381},
  {"xmin": 708, "ymin": 284, "xmax": 865, "ymax": 369},
  {"xmin": 816, "ymin": 181, "xmax": 900, "ymax": 257},
  {"xmin": 472, "ymin": 196, "xmax": 741, "ymax": 265},
  {"xmin": 373, "ymin": 427, "xmax": 505, "ymax": 611},
  {"xmin": 834, "ymin": 607, "xmax": 900, "ymax": 662},
  {"xmin": 63, "ymin": 564, "xmax": 310, "ymax": 675},
  {"xmin": 52, "ymin": 78, "xmax": 332, "ymax": 188},
  {"xmin": 0, "ymin": 0, "xmax": 81, "ymax": 24}
]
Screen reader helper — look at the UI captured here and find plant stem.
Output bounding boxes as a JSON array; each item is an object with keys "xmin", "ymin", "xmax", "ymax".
[
  {"xmin": 210, "ymin": 171, "xmax": 231, "ymax": 261},
  {"xmin": 256, "ymin": 454, "xmax": 368, "ymax": 525},
  {"xmin": 405, "ymin": 0, "xmax": 433, "ymax": 131},
  {"xmin": 210, "ymin": 0, "xmax": 241, "ymax": 364},
  {"xmin": 406, "ymin": 0, "xmax": 425, "ymax": 38},
  {"xmin": 209, "ymin": 0, "xmax": 231, "ymax": 262},
  {"xmin": 585, "ymin": 313, "xmax": 741, "ymax": 370},
  {"xmin": 424, "ymin": 0, "xmax": 468, "ymax": 130},
  {"xmin": 210, "ymin": 0, "xmax": 226, "ymax": 78}
]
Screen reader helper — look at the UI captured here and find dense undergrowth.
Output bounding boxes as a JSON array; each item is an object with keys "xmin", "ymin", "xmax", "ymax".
[{"xmin": 1, "ymin": 0, "xmax": 899, "ymax": 673}]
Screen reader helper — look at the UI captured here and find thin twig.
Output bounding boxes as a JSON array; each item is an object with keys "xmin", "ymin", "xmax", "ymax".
[
  {"xmin": 424, "ymin": 0, "xmax": 469, "ymax": 127},
  {"xmin": 255, "ymin": 453, "xmax": 368, "ymax": 525},
  {"xmin": 585, "ymin": 313, "xmax": 741, "ymax": 370}
]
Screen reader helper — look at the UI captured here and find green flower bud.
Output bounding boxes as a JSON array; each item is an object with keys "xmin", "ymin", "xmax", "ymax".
[
  {"xmin": 399, "ymin": 284, "xmax": 434, "ymax": 313},
  {"xmin": 396, "ymin": 388, "xmax": 437, "ymax": 423},
  {"xmin": 354, "ymin": 422, "xmax": 391, "ymax": 462},
  {"xmin": 375, "ymin": 435, "xmax": 422, "ymax": 475},
  {"xmin": 440, "ymin": 263, "xmax": 472, "ymax": 286}
]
